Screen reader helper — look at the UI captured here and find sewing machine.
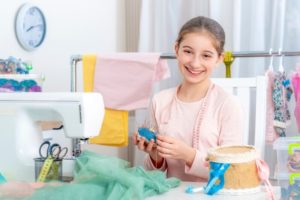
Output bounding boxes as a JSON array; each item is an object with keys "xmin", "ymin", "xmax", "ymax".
[{"xmin": 0, "ymin": 92, "xmax": 104, "ymax": 181}]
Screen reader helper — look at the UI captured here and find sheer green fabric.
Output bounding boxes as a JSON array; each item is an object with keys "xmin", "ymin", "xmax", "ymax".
[{"xmin": 1, "ymin": 151, "xmax": 180, "ymax": 200}]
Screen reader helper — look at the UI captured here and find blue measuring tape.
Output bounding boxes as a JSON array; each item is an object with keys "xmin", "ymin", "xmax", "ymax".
[
  {"xmin": 204, "ymin": 162, "xmax": 230, "ymax": 195},
  {"xmin": 0, "ymin": 172, "xmax": 6, "ymax": 184}
]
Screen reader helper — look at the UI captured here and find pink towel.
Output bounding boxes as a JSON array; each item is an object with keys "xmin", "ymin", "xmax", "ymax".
[{"xmin": 93, "ymin": 53, "xmax": 170, "ymax": 110}]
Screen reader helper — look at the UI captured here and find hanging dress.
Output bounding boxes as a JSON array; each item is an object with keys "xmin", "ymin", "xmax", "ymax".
[
  {"xmin": 272, "ymin": 71, "xmax": 293, "ymax": 137},
  {"xmin": 265, "ymin": 69, "xmax": 277, "ymax": 143}
]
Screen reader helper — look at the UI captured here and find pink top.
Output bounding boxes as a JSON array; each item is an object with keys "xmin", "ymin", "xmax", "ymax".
[{"xmin": 144, "ymin": 83, "xmax": 244, "ymax": 182}]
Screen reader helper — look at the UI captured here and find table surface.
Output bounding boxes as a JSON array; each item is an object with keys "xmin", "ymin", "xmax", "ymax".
[{"xmin": 147, "ymin": 182, "xmax": 281, "ymax": 200}]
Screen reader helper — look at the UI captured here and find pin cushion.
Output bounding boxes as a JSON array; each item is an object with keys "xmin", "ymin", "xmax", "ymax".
[{"xmin": 137, "ymin": 127, "xmax": 156, "ymax": 143}]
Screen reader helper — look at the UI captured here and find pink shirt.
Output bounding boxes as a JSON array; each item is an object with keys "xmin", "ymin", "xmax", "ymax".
[{"xmin": 144, "ymin": 83, "xmax": 244, "ymax": 182}]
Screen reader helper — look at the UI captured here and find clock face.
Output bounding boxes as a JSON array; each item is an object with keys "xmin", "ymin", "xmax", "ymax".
[{"xmin": 15, "ymin": 4, "xmax": 46, "ymax": 51}]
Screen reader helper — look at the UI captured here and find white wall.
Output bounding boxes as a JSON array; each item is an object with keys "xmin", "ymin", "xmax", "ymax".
[
  {"xmin": 0, "ymin": 0, "xmax": 126, "ymax": 92},
  {"xmin": 0, "ymin": 1, "xmax": 131, "ymax": 163}
]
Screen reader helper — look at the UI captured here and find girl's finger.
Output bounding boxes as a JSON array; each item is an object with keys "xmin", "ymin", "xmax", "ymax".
[
  {"xmin": 156, "ymin": 139, "xmax": 173, "ymax": 149},
  {"xmin": 132, "ymin": 132, "xmax": 138, "ymax": 144},
  {"xmin": 146, "ymin": 139, "xmax": 155, "ymax": 152},
  {"xmin": 157, "ymin": 145, "xmax": 172, "ymax": 155},
  {"xmin": 138, "ymin": 137, "xmax": 146, "ymax": 150},
  {"xmin": 157, "ymin": 134, "xmax": 174, "ymax": 144},
  {"xmin": 158, "ymin": 151, "xmax": 172, "ymax": 158}
]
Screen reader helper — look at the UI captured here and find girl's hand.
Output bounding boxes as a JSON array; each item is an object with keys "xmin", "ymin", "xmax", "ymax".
[
  {"xmin": 132, "ymin": 132, "xmax": 156, "ymax": 154},
  {"xmin": 132, "ymin": 132, "xmax": 164, "ymax": 166},
  {"xmin": 156, "ymin": 134, "xmax": 196, "ymax": 167}
]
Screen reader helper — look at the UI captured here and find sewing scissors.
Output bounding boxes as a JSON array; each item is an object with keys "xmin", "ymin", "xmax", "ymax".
[{"xmin": 39, "ymin": 141, "xmax": 68, "ymax": 160}]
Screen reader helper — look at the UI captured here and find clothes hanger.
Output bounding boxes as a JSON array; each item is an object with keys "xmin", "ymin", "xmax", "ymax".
[
  {"xmin": 268, "ymin": 48, "xmax": 274, "ymax": 71},
  {"xmin": 278, "ymin": 48, "xmax": 284, "ymax": 72}
]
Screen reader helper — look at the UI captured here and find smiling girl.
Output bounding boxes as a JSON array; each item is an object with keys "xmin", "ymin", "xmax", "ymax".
[{"xmin": 133, "ymin": 16, "xmax": 244, "ymax": 182}]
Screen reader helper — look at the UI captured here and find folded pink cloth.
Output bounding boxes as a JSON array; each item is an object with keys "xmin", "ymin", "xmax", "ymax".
[{"xmin": 93, "ymin": 53, "xmax": 170, "ymax": 110}]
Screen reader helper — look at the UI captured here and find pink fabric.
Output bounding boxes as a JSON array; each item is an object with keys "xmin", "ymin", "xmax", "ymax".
[
  {"xmin": 292, "ymin": 72, "xmax": 300, "ymax": 132},
  {"xmin": 144, "ymin": 84, "xmax": 244, "ymax": 181},
  {"xmin": 93, "ymin": 53, "xmax": 170, "ymax": 110},
  {"xmin": 256, "ymin": 159, "xmax": 275, "ymax": 200},
  {"xmin": 265, "ymin": 69, "xmax": 278, "ymax": 143}
]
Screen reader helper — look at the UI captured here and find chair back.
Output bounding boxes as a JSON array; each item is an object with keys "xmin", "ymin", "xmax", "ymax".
[{"xmin": 212, "ymin": 76, "xmax": 267, "ymax": 157}]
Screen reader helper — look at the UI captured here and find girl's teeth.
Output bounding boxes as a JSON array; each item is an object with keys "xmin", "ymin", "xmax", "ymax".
[
  {"xmin": 185, "ymin": 66, "xmax": 201, "ymax": 75},
  {"xmin": 188, "ymin": 68, "xmax": 201, "ymax": 74}
]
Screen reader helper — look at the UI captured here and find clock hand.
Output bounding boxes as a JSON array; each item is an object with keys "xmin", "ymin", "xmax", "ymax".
[{"xmin": 26, "ymin": 24, "xmax": 42, "ymax": 32}]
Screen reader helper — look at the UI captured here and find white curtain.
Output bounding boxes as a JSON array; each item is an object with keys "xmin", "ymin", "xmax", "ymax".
[
  {"xmin": 138, "ymin": 0, "xmax": 300, "ymax": 77},
  {"xmin": 140, "ymin": 0, "xmax": 300, "ymax": 69},
  {"xmin": 136, "ymin": 0, "xmax": 300, "ymax": 132}
]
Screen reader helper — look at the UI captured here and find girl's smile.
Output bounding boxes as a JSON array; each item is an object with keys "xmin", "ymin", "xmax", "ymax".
[{"xmin": 184, "ymin": 65, "xmax": 205, "ymax": 76}]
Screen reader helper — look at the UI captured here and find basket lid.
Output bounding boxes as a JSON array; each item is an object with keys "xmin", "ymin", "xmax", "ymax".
[{"xmin": 207, "ymin": 145, "xmax": 260, "ymax": 163}]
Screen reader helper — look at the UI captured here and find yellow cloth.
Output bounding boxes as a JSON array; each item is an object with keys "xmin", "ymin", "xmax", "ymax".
[
  {"xmin": 89, "ymin": 109, "xmax": 128, "ymax": 146},
  {"xmin": 82, "ymin": 54, "xmax": 96, "ymax": 92},
  {"xmin": 83, "ymin": 55, "xmax": 128, "ymax": 146}
]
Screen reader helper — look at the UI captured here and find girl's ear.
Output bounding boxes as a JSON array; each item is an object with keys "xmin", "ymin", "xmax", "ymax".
[
  {"xmin": 174, "ymin": 42, "xmax": 179, "ymax": 57},
  {"xmin": 217, "ymin": 52, "xmax": 224, "ymax": 65}
]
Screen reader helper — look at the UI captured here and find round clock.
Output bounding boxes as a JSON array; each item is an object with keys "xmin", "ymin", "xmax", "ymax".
[{"xmin": 15, "ymin": 3, "xmax": 46, "ymax": 51}]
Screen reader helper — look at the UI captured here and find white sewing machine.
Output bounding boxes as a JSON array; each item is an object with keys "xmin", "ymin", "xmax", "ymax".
[{"xmin": 0, "ymin": 92, "xmax": 104, "ymax": 182}]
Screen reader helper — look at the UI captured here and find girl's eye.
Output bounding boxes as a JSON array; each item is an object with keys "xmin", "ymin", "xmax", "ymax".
[
  {"xmin": 183, "ymin": 50, "xmax": 192, "ymax": 54},
  {"xmin": 203, "ymin": 54, "xmax": 212, "ymax": 59}
]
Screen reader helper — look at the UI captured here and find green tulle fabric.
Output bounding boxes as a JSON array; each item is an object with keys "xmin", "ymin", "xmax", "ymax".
[{"xmin": 2, "ymin": 151, "xmax": 180, "ymax": 200}]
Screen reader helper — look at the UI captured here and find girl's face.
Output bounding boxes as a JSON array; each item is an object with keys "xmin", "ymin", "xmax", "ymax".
[{"xmin": 175, "ymin": 32, "xmax": 223, "ymax": 85}]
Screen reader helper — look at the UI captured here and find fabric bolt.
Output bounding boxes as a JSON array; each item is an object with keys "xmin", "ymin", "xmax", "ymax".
[
  {"xmin": 144, "ymin": 83, "xmax": 244, "ymax": 182},
  {"xmin": 93, "ymin": 53, "xmax": 170, "ymax": 110},
  {"xmin": 82, "ymin": 55, "xmax": 128, "ymax": 147},
  {"xmin": 265, "ymin": 69, "xmax": 278, "ymax": 143},
  {"xmin": 272, "ymin": 71, "xmax": 293, "ymax": 137},
  {"xmin": 1, "ymin": 151, "xmax": 180, "ymax": 200}
]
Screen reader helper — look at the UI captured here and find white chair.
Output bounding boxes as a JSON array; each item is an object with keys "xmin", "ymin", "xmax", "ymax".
[
  {"xmin": 212, "ymin": 76, "xmax": 267, "ymax": 158},
  {"xmin": 131, "ymin": 76, "xmax": 267, "ymax": 166}
]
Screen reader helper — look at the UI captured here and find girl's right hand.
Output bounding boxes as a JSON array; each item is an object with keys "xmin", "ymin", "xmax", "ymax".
[
  {"xmin": 132, "ymin": 132, "xmax": 163, "ymax": 166},
  {"xmin": 133, "ymin": 132, "xmax": 156, "ymax": 154}
]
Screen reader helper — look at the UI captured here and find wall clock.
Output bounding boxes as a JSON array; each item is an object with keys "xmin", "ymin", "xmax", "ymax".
[{"xmin": 15, "ymin": 3, "xmax": 46, "ymax": 51}]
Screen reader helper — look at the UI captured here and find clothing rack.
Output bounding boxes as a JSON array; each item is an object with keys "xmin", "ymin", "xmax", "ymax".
[
  {"xmin": 69, "ymin": 50, "xmax": 300, "ymax": 156},
  {"xmin": 70, "ymin": 50, "xmax": 300, "ymax": 92},
  {"xmin": 160, "ymin": 51, "xmax": 300, "ymax": 59}
]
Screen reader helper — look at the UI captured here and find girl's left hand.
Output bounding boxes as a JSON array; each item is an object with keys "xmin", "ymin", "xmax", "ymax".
[{"xmin": 156, "ymin": 134, "xmax": 196, "ymax": 166}]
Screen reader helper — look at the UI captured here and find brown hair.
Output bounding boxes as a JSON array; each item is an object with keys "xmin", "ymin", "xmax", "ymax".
[{"xmin": 176, "ymin": 16, "xmax": 225, "ymax": 55}]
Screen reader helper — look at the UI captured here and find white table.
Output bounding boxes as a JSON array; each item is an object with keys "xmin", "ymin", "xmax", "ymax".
[{"xmin": 147, "ymin": 182, "xmax": 281, "ymax": 200}]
